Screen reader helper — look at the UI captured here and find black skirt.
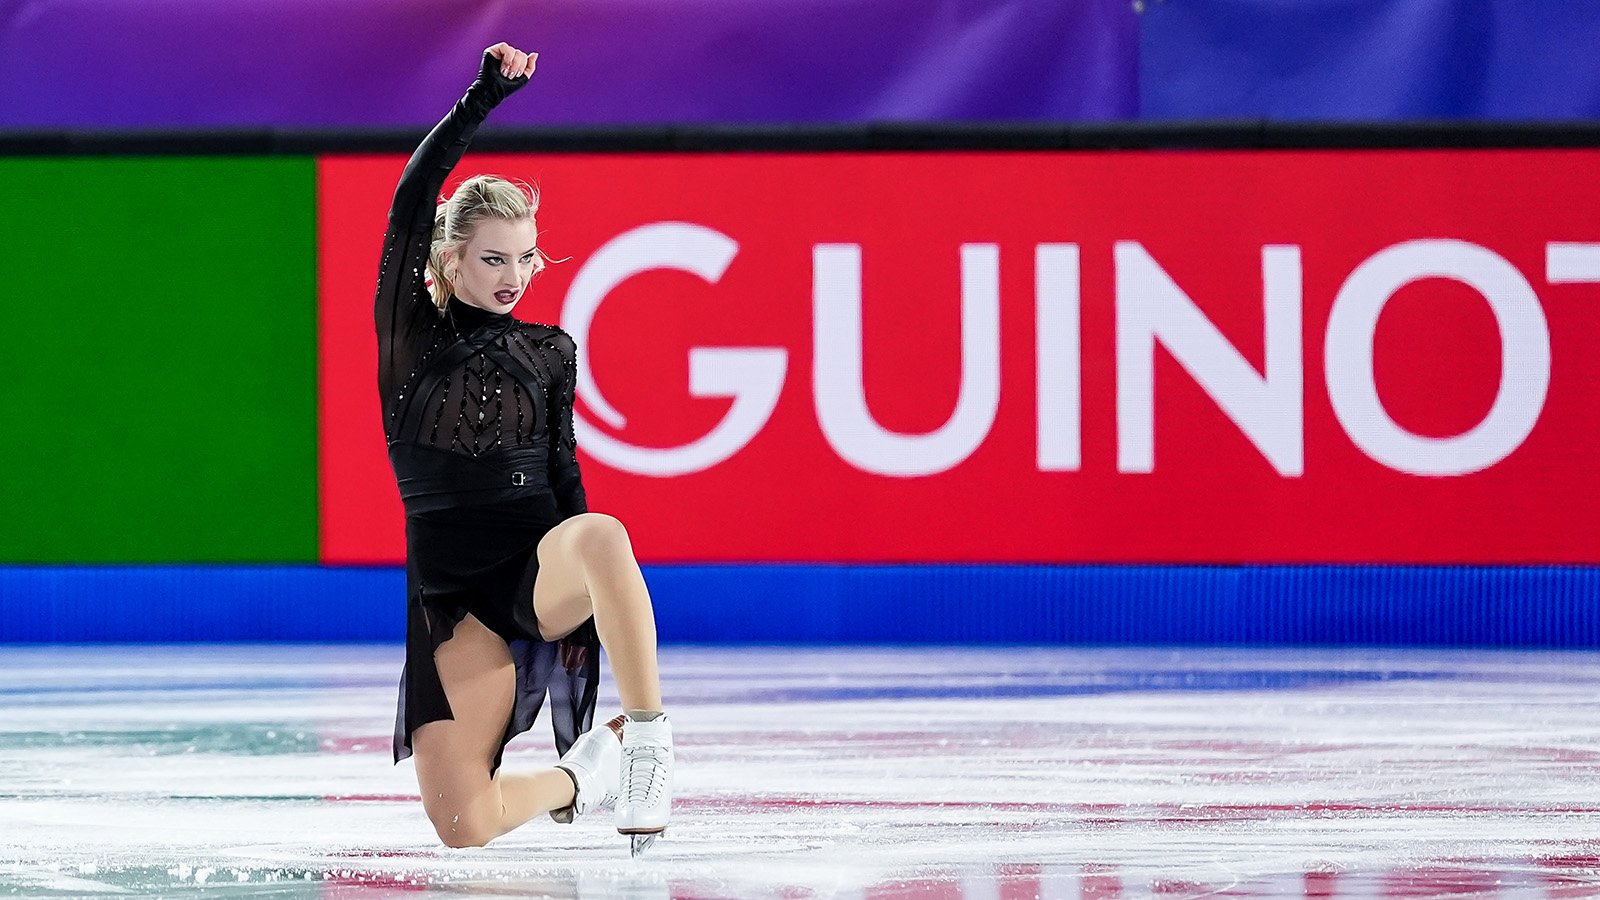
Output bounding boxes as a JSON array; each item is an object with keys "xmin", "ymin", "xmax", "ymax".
[{"xmin": 391, "ymin": 496, "xmax": 600, "ymax": 778}]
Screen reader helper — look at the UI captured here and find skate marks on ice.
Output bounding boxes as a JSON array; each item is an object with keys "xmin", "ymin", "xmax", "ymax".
[{"xmin": 2, "ymin": 645, "xmax": 1600, "ymax": 896}]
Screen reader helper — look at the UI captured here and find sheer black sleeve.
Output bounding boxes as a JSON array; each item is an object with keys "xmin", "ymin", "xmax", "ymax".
[
  {"xmin": 546, "ymin": 329, "xmax": 588, "ymax": 519},
  {"xmin": 375, "ymin": 50, "xmax": 531, "ymax": 429}
]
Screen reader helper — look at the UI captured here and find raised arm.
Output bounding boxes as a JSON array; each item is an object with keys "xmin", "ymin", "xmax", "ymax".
[{"xmin": 375, "ymin": 44, "xmax": 537, "ymax": 414}]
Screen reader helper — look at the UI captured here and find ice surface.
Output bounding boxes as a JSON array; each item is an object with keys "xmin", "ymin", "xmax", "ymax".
[{"xmin": 2, "ymin": 644, "xmax": 1600, "ymax": 897}]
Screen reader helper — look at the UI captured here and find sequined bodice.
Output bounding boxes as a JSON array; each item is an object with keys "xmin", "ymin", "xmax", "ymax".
[
  {"xmin": 372, "ymin": 65, "xmax": 585, "ymax": 518},
  {"xmin": 383, "ymin": 298, "xmax": 577, "ymax": 455}
]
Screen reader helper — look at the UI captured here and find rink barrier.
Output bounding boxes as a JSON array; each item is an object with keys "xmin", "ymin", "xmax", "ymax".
[{"xmin": 1, "ymin": 564, "xmax": 1597, "ymax": 646}]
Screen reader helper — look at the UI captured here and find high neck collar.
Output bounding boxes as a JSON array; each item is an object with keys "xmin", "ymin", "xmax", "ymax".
[{"xmin": 446, "ymin": 294, "xmax": 510, "ymax": 333}]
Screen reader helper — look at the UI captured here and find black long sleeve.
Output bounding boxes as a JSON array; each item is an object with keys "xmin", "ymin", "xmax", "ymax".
[
  {"xmin": 375, "ymin": 52, "xmax": 591, "ymax": 525},
  {"xmin": 375, "ymin": 52, "xmax": 530, "ymax": 431}
]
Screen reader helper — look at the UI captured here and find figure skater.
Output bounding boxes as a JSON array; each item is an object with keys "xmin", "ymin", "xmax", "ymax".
[{"xmin": 374, "ymin": 41, "xmax": 672, "ymax": 856}]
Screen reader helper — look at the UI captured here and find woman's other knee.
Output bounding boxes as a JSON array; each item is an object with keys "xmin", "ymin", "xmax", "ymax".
[
  {"xmin": 412, "ymin": 706, "xmax": 510, "ymax": 849},
  {"xmin": 425, "ymin": 795, "xmax": 500, "ymax": 848}
]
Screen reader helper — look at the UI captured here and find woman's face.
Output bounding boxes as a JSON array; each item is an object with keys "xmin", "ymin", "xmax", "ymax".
[{"xmin": 450, "ymin": 216, "xmax": 543, "ymax": 313}]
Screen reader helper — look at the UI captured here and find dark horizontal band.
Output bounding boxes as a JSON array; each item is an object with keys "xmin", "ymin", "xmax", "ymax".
[{"xmin": 8, "ymin": 120, "xmax": 1600, "ymax": 156}]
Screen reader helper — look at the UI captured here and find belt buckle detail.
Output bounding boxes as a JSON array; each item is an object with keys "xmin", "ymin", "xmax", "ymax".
[{"xmin": 510, "ymin": 471, "xmax": 526, "ymax": 486}]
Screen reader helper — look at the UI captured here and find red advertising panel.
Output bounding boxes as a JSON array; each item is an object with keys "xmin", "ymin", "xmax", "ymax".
[{"xmin": 318, "ymin": 150, "xmax": 1600, "ymax": 564}]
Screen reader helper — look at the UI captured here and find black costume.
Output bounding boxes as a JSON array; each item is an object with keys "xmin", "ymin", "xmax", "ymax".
[{"xmin": 377, "ymin": 52, "xmax": 599, "ymax": 777}]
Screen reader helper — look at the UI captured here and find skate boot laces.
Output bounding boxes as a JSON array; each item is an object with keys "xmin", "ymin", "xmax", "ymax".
[{"xmin": 622, "ymin": 740, "xmax": 669, "ymax": 806}]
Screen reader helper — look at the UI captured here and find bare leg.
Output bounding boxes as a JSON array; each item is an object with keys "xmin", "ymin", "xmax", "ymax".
[
  {"xmin": 411, "ymin": 612, "xmax": 579, "ymax": 847},
  {"xmin": 532, "ymin": 513, "xmax": 662, "ymax": 711}
]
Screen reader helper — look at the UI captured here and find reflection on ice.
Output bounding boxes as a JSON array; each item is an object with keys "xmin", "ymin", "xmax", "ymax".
[{"xmin": 3, "ymin": 645, "xmax": 1600, "ymax": 897}]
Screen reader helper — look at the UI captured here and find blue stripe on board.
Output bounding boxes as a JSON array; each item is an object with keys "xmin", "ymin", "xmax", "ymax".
[{"xmin": 0, "ymin": 564, "xmax": 1597, "ymax": 646}]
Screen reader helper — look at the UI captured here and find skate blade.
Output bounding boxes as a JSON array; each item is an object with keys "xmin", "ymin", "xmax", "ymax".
[{"xmin": 627, "ymin": 831, "xmax": 663, "ymax": 857}]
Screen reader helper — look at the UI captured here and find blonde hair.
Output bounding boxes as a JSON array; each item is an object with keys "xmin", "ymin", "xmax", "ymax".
[{"xmin": 425, "ymin": 174, "xmax": 559, "ymax": 310}]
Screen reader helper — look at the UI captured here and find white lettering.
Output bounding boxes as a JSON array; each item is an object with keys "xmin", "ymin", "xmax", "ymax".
[
  {"xmin": 1036, "ymin": 244, "xmax": 1081, "ymax": 471},
  {"xmin": 1115, "ymin": 242, "xmax": 1304, "ymax": 476},
  {"xmin": 1325, "ymin": 239, "xmax": 1550, "ymax": 476},
  {"xmin": 1547, "ymin": 242, "xmax": 1600, "ymax": 283},
  {"xmin": 565, "ymin": 228, "xmax": 1566, "ymax": 481},
  {"xmin": 562, "ymin": 222, "xmax": 787, "ymax": 476},
  {"xmin": 813, "ymin": 243, "xmax": 1002, "ymax": 476}
]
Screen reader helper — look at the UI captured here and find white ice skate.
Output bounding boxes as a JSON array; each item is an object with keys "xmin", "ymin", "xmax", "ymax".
[
  {"xmin": 550, "ymin": 715, "xmax": 625, "ymax": 824},
  {"xmin": 615, "ymin": 714, "xmax": 673, "ymax": 857}
]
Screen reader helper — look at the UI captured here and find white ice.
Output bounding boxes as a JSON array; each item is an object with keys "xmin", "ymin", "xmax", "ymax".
[{"xmin": 2, "ymin": 644, "xmax": 1600, "ymax": 897}]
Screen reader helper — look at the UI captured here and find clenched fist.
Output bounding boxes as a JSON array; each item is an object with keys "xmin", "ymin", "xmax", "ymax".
[{"xmin": 485, "ymin": 42, "xmax": 537, "ymax": 80}]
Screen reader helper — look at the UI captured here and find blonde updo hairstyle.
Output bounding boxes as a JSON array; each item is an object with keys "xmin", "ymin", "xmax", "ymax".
[{"xmin": 425, "ymin": 174, "xmax": 557, "ymax": 310}]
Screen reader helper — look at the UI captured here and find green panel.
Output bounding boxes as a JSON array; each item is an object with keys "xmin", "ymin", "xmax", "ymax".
[{"xmin": 0, "ymin": 157, "xmax": 316, "ymax": 562}]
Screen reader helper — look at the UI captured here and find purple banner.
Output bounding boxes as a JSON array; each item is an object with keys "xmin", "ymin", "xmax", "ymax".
[
  {"xmin": 0, "ymin": 0, "xmax": 1137, "ymax": 128},
  {"xmin": 1139, "ymin": 0, "xmax": 1600, "ymax": 120}
]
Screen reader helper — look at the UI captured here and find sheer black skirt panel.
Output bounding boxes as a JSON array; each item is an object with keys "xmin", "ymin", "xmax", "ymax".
[{"xmin": 392, "ymin": 497, "xmax": 599, "ymax": 778}]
